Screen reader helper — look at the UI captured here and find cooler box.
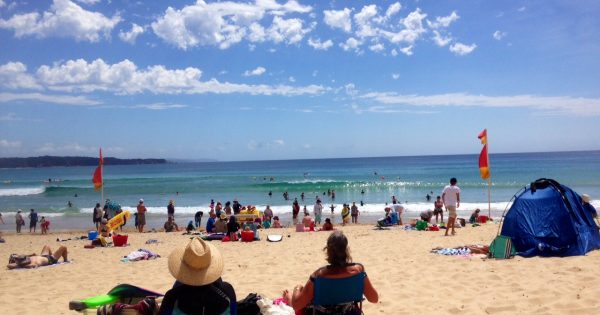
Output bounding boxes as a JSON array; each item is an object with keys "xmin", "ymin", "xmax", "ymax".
[
  {"xmin": 88, "ymin": 231, "xmax": 98, "ymax": 241},
  {"xmin": 478, "ymin": 215, "xmax": 489, "ymax": 224},
  {"xmin": 112, "ymin": 234, "xmax": 128, "ymax": 247},
  {"xmin": 241, "ymin": 230, "xmax": 254, "ymax": 242}
]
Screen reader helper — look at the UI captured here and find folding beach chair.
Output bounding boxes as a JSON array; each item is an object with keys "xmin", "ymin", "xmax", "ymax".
[{"xmin": 311, "ymin": 272, "xmax": 365, "ymax": 315}]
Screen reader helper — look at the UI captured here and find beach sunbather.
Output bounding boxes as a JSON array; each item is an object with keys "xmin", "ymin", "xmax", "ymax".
[
  {"xmin": 164, "ymin": 217, "xmax": 179, "ymax": 232},
  {"xmin": 7, "ymin": 245, "xmax": 68, "ymax": 269},
  {"xmin": 158, "ymin": 238, "xmax": 237, "ymax": 314},
  {"xmin": 283, "ymin": 231, "xmax": 378, "ymax": 313}
]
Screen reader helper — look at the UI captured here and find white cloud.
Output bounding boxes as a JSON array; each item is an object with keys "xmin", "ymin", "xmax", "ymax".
[
  {"xmin": 0, "ymin": 0, "xmax": 5, "ymax": 8},
  {"xmin": 399, "ymin": 45, "xmax": 413, "ymax": 56},
  {"xmin": 0, "ymin": 92, "xmax": 100, "ymax": 105},
  {"xmin": 340, "ymin": 37, "xmax": 361, "ymax": 52},
  {"xmin": 391, "ymin": 73, "xmax": 400, "ymax": 80},
  {"xmin": 432, "ymin": 30, "xmax": 452, "ymax": 47},
  {"xmin": 493, "ymin": 30, "xmax": 507, "ymax": 40},
  {"xmin": 288, "ymin": 76, "xmax": 295, "ymax": 82},
  {"xmin": 0, "ymin": 0, "xmax": 121, "ymax": 42},
  {"xmin": 518, "ymin": 6, "xmax": 526, "ymax": 12},
  {"xmin": 380, "ymin": 8, "xmax": 427, "ymax": 46},
  {"xmin": 427, "ymin": 11, "xmax": 459, "ymax": 29},
  {"xmin": 307, "ymin": 37, "xmax": 333, "ymax": 50},
  {"xmin": 449, "ymin": 42, "xmax": 476, "ymax": 55},
  {"xmin": 361, "ymin": 92, "xmax": 600, "ymax": 116},
  {"xmin": 243, "ymin": 66, "xmax": 266, "ymax": 77},
  {"xmin": 0, "ymin": 139, "xmax": 22, "ymax": 148},
  {"xmin": 323, "ymin": 8, "xmax": 352, "ymax": 32},
  {"xmin": 119, "ymin": 23, "xmax": 144, "ymax": 44},
  {"xmin": 132, "ymin": 103, "xmax": 187, "ymax": 110},
  {"xmin": 344, "ymin": 83, "xmax": 357, "ymax": 96},
  {"xmin": 5, "ymin": 58, "xmax": 326, "ymax": 97},
  {"xmin": 247, "ymin": 139, "xmax": 285, "ymax": 151},
  {"xmin": 390, "ymin": 48, "xmax": 398, "ymax": 56},
  {"xmin": 74, "ymin": 0, "xmax": 101, "ymax": 4},
  {"xmin": 151, "ymin": 0, "xmax": 312, "ymax": 50},
  {"xmin": 0, "ymin": 62, "xmax": 42, "ymax": 90},
  {"xmin": 266, "ymin": 16, "xmax": 311, "ymax": 45},
  {"xmin": 369, "ymin": 43, "xmax": 384, "ymax": 52},
  {"xmin": 385, "ymin": 2, "xmax": 402, "ymax": 19},
  {"xmin": 36, "ymin": 142, "xmax": 98, "ymax": 154},
  {"xmin": 354, "ymin": 4, "xmax": 378, "ymax": 38}
]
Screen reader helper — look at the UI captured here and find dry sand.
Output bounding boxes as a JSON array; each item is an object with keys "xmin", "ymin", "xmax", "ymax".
[{"xmin": 1, "ymin": 223, "xmax": 600, "ymax": 314}]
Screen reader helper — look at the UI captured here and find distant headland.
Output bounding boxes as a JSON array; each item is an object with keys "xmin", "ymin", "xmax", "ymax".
[{"xmin": 0, "ymin": 155, "xmax": 167, "ymax": 168}]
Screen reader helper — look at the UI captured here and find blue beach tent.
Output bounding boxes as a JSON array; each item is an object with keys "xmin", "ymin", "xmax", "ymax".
[{"xmin": 501, "ymin": 178, "xmax": 600, "ymax": 257}]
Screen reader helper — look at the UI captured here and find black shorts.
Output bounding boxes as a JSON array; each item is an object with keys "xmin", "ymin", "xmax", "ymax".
[{"xmin": 433, "ymin": 208, "xmax": 443, "ymax": 215}]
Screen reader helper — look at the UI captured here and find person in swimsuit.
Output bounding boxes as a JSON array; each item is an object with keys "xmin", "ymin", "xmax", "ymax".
[
  {"xmin": 7, "ymin": 245, "xmax": 68, "ymax": 269},
  {"xmin": 283, "ymin": 231, "xmax": 378, "ymax": 313},
  {"xmin": 433, "ymin": 196, "xmax": 444, "ymax": 223}
]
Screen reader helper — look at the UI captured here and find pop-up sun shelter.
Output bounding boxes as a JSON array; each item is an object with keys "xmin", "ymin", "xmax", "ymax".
[{"xmin": 500, "ymin": 178, "xmax": 600, "ymax": 257}]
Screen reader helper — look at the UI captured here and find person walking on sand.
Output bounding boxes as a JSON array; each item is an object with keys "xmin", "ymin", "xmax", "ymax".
[
  {"xmin": 15, "ymin": 210, "xmax": 24, "ymax": 233},
  {"xmin": 137, "ymin": 199, "xmax": 147, "ymax": 233},
  {"xmin": 28, "ymin": 209, "xmax": 38, "ymax": 233},
  {"xmin": 442, "ymin": 178, "xmax": 461, "ymax": 236},
  {"xmin": 93, "ymin": 202, "xmax": 103, "ymax": 230}
]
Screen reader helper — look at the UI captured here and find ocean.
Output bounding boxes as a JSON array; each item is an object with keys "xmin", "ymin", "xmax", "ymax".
[{"xmin": 1, "ymin": 151, "xmax": 599, "ymax": 230}]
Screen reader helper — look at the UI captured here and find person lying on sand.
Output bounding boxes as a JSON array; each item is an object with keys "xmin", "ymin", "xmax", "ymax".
[
  {"xmin": 283, "ymin": 231, "xmax": 378, "ymax": 313},
  {"xmin": 7, "ymin": 245, "xmax": 68, "ymax": 269}
]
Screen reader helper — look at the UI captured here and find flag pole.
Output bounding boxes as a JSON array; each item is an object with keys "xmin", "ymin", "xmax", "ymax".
[
  {"xmin": 101, "ymin": 159, "xmax": 104, "ymax": 205},
  {"xmin": 486, "ymin": 132, "xmax": 491, "ymax": 218}
]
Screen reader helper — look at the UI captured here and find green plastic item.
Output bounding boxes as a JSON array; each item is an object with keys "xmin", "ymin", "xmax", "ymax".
[
  {"xmin": 416, "ymin": 220, "xmax": 428, "ymax": 231},
  {"xmin": 489, "ymin": 235, "xmax": 516, "ymax": 259},
  {"xmin": 69, "ymin": 294, "xmax": 118, "ymax": 311}
]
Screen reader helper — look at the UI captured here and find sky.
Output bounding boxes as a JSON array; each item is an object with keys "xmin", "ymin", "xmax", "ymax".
[{"xmin": 0, "ymin": 0, "xmax": 599, "ymax": 161}]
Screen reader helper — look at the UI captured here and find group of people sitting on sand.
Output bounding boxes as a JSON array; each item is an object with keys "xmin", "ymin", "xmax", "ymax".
[{"xmin": 6, "ymin": 231, "xmax": 377, "ymax": 315}]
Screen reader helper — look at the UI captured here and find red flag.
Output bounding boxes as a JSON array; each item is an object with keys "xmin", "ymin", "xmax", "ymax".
[
  {"xmin": 92, "ymin": 148, "xmax": 103, "ymax": 191},
  {"xmin": 479, "ymin": 144, "xmax": 490, "ymax": 180},
  {"xmin": 478, "ymin": 129, "xmax": 490, "ymax": 180}
]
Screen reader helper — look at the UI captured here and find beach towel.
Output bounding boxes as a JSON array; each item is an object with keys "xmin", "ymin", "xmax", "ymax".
[
  {"xmin": 431, "ymin": 247, "xmax": 471, "ymax": 256},
  {"xmin": 122, "ymin": 249, "xmax": 160, "ymax": 262}
]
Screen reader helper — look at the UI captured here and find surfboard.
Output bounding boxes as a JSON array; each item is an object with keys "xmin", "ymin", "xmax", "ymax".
[{"xmin": 107, "ymin": 210, "xmax": 131, "ymax": 231}]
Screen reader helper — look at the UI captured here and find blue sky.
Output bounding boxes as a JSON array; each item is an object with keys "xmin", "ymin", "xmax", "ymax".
[{"xmin": 0, "ymin": 0, "xmax": 599, "ymax": 161}]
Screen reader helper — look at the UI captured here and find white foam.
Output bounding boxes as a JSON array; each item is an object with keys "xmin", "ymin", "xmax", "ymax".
[{"xmin": 0, "ymin": 186, "xmax": 45, "ymax": 196}]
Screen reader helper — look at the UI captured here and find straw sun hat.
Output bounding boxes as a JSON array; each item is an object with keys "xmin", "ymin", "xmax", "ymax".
[{"xmin": 168, "ymin": 238, "xmax": 224, "ymax": 286}]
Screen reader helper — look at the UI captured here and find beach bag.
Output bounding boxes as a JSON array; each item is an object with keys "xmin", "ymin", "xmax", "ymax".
[
  {"xmin": 489, "ymin": 235, "xmax": 516, "ymax": 259},
  {"xmin": 237, "ymin": 293, "xmax": 261, "ymax": 315}
]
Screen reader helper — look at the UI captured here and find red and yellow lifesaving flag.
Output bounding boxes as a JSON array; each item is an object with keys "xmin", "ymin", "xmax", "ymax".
[
  {"xmin": 92, "ymin": 148, "xmax": 103, "ymax": 191},
  {"xmin": 478, "ymin": 129, "xmax": 490, "ymax": 180}
]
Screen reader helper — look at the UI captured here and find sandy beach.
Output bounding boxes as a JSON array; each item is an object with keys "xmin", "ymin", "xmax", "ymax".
[{"xmin": 1, "ymin": 223, "xmax": 600, "ymax": 315}]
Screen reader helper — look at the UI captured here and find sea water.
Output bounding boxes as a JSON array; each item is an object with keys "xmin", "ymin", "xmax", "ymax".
[{"xmin": 1, "ymin": 151, "xmax": 599, "ymax": 230}]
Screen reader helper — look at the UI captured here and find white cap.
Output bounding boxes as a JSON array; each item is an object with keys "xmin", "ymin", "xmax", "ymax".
[
  {"xmin": 582, "ymin": 194, "xmax": 590, "ymax": 203},
  {"xmin": 139, "ymin": 199, "xmax": 144, "ymax": 203}
]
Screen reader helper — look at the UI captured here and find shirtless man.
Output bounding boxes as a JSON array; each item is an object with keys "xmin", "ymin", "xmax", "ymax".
[{"xmin": 7, "ymin": 245, "xmax": 68, "ymax": 269}]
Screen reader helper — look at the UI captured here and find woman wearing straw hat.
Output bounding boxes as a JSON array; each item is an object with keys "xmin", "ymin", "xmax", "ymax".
[{"xmin": 159, "ymin": 238, "xmax": 237, "ymax": 315}]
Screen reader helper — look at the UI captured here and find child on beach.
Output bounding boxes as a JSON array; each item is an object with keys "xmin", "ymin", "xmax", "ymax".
[
  {"xmin": 321, "ymin": 218, "xmax": 334, "ymax": 231},
  {"xmin": 272, "ymin": 216, "xmax": 282, "ymax": 228},
  {"xmin": 40, "ymin": 216, "xmax": 50, "ymax": 234}
]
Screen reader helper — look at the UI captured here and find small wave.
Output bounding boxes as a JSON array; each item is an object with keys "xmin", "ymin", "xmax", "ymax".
[{"xmin": 0, "ymin": 186, "xmax": 45, "ymax": 196}]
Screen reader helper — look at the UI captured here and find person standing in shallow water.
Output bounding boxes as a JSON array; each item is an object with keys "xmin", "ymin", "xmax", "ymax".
[
  {"xmin": 442, "ymin": 177, "xmax": 461, "ymax": 236},
  {"xmin": 167, "ymin": 200, "xmax": 175, "ymax": 219}
]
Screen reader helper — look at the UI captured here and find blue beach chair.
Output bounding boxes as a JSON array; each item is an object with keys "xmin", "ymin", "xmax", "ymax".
[{"xmin": 311, "ymin": 272, "xmax": 365, "ymax": 315}]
